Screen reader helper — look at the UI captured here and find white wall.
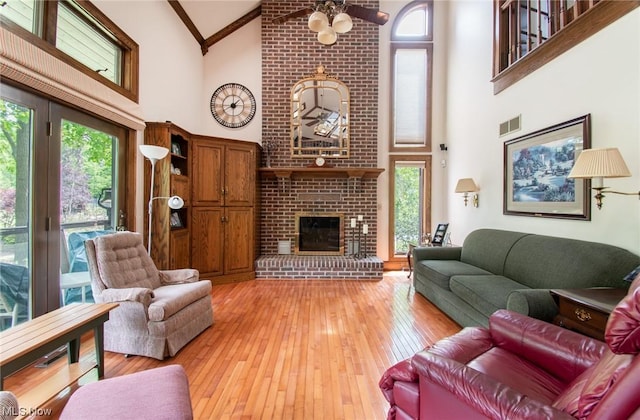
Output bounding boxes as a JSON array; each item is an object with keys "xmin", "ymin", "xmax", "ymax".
[
  {"xmin": 93, "ymin": 0, "xmax": 205, "ymax": 133},
  {"xmin": 445, "ymin": 2, "xmax": 640, "ymax": 253},
  {"xmin": 201, "ymin": 18, "xmax": 262, "ymax": 143}
]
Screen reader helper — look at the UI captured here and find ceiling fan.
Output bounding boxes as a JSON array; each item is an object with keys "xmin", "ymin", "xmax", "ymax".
[{"xmin": 272, "ymin": 1, "xmax": 389, "ymax": 29}]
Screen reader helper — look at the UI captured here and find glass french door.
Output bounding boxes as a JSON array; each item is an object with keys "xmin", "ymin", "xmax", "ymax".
[
  {"xmin": 54, "ymin": 107, "xmax": 123, "ymax": 305},
  {"xmin": 0, "ymin": 83, "xmax": 124, "ymax": 330},
  {"xmin": 0, "ymin": 84, "xmax": 46, "ymax": 330},
  {"xmin": 390, "ymin": 156, "xmax": 431, "ymax": 258}
]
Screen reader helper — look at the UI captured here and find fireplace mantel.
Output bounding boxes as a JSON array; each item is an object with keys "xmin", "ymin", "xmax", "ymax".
[
  {"xmin": 259, "ymin": 167, "xmax": 384, "ymax": 179},
  {"xmin": 259, "ymin": 167, "xmax": 384, "ymax": 192}
]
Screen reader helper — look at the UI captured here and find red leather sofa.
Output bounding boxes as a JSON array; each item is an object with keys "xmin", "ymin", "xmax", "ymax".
[{"xmin": 380, "ymin": 273, "xmax": 640, "ymax": 419}]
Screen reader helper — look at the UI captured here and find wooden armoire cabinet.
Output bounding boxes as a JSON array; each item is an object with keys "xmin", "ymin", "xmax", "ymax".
[
  {"xmin": 190, "ymin": 137, "xmax": 259, "ymax": 282},
  {"xmin": 143, "ymin": 123, "xmax": 260, "ymax": 283}
]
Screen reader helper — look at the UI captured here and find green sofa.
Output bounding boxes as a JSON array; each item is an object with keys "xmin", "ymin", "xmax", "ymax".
[{"xmin": 412, "ymin": 228, "xmax": 640, "ymax": 327}]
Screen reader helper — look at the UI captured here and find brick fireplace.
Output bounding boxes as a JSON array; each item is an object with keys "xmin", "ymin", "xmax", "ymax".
[{"xmin": 259, "ymin": 0, "xmax": 383, "ymax": 279}]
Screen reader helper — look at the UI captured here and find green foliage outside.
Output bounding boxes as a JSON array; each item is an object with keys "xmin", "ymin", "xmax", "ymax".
[
  {"xmin": 394, "ymin": 166, "xmax": 421, "ymax": 254},
  {"xmin": 0, "ymin": 98, "xmax": 113, "ymax": 230}
]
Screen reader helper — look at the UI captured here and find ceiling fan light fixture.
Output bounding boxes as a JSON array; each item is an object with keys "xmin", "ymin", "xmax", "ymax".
[
  {"xmin": 308, "ymin": 11, "xmax": 329, "ymax": 32},
  {"xmin": 318, "ymin": 27, "xmax": 337, "ymax": 45},
  {"xmin": 332, "ymin": 12, "xmax": 352, "ymax": 33}
]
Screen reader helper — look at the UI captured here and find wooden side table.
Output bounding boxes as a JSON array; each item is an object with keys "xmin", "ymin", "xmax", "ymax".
[
  {"xmin": 407, "ymin": 243, "xmax": 430, "ymax": 279},
  {"xmin": 407, "ymin": 243, "xmax": 416, "ymax": 279},
  {"xmin": 550, "ymin": 288, "xmax": 627, "ymax": 341}
]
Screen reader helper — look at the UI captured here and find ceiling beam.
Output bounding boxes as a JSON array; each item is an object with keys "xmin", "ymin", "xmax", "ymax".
[
  {"xmin": 167, "ymin": 0, "xmax": 207, "ymax": 54},
  {"xmin": 201, "ymin": 5, "xmax": 262, "ymax": 55},
  {"xmin": 167, "ymin": 2, "xmax": 262, "ymax": 56}
]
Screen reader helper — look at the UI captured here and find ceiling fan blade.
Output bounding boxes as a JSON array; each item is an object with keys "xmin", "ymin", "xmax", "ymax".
[
  {"xmin": 272, "ymin": 7, "xmax": 314, "ymax": 25},
  {"xmin": 345, "ymin": 4, "xmax": 389, "ymax": 26}
]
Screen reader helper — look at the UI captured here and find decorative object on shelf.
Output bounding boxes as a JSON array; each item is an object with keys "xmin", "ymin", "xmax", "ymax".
[
  {"xmin": 272, "ymin": 1, "xmax": 389, "ymax": 46},
  {"xmin": 430, "ymin": 223, "xmax": 449, "ymax": 246},
  {"xmin": 504, "ymin": 114, "xmax": 591, "ymax": 220},
  {"xmin": 171, "ymin": 141, "xmax": 182, "ymax": 156},
  {"xmin": 139, "ymin": 144, "xmax": 185, "ymax": 255},
  {"xmin": 210, "ymin": 82, "xmax": 257, "ymax": 129},
  {"xmin": 170, "ymin": 211, "xmax": 183, "ymax": 228},
  {"xmin": 307, "ymin": 156, "xmax": 334, "ymax": 168},
  {"xmin": 116, "ymin": 210, "xmax": 127, "ymax": 231},
  {"xmin": 262, "ymin": 139, "xmax": 278, "ymax": 167},
  {"xmin": 454, "ymin": 178, "xmax": 479, "ymax": 207},
  {"xmin": 348, "ymin": 215, "xmax": 368, "ymax": 258},
  {"xmin": 568, "ymin": 147, "xmax": 638, "ymax": 210},
  {"xmin": 362, "ymin": 223, "xmax": 368, "ymax": 258}
]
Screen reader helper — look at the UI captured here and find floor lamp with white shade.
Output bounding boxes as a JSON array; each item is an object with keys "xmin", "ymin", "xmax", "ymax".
[{"xmin": 139, "ymin": 145, "xmax": 185, "ymax": 256}]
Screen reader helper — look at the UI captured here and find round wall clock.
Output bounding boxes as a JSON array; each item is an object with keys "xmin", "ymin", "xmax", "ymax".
[{"xmin": 210, "ymin": 83, "xmax": 256, "ymax": 128}]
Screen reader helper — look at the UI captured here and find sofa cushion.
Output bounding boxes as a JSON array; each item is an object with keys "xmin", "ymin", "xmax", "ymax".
[
  {"xmin": 93, "ymin": 232, "xmax": 161, "ymax": 290},
  {"xmin": 459, "ymin": 229, "xmax": 529, "ymax": 275},
  {"xmin": 450, "ymin": 275, "xmax": 527, "ymax": 318},
  {"xmin": 415, "ymin": 260, "xmax": 491, "ymax": 289},
  {"xmin": 148, "ymin": 281, "xmax": 212, "ymax": 322},
  {"xmin": 504, "ymin": 234, "xmax": 638, "ymax": 290},
  {"xmin": 467, "ymin": 347, "xmax": 566, "ymax": 405}
]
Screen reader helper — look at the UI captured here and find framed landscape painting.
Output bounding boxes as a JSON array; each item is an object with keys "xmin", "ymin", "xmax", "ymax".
[{"xmin": 503, "ymin": 114, "xmax": 591, "ymax": 220}]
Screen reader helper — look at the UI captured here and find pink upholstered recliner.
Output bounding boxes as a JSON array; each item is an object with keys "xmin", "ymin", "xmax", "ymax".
[
  {"xmin": 380, "ymin": 273, "xmax": 640, "ymax": 419},
  {"xmin": 85, "ymin": 232, "xmax": 213, "ymax": 360}
]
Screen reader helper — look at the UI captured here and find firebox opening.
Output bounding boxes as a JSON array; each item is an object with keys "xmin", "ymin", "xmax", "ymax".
[{"xmin": 295, "ymin": 212, "xmax": 343, "ymax": 256}]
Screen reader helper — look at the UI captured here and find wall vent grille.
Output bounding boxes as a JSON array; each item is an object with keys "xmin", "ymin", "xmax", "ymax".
[{"xmin": 499, "ymin": 115, "xmax": 522, "ymax": 137}]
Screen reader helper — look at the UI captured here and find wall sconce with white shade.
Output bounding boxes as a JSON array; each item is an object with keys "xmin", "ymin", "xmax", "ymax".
[
  {"xmin": 455, "ymin": 178, "xmax": 479, "ymax": 207},
  {"xmin": 568, "ymin": 147, "xmax": 639, "ymax": 209},
  {"xmin": 139, "ymin": 145, "xmax": 184, "ymax": 255}
]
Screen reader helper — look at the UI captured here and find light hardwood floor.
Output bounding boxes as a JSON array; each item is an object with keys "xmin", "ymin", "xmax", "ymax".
[{"xmin": 5, "ymin": 272, "xmax": 461, "ymax": 419}]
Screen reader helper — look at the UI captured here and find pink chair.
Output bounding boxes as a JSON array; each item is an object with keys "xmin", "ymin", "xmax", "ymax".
[{"xmin": 60, "ymin": 365, "xmax": 192, "ymax": 420}]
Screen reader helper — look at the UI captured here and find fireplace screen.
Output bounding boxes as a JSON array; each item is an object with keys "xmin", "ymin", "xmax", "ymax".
[{"xmin": 295, "ymin": 212, "xmax": 343, "ymax": 255}]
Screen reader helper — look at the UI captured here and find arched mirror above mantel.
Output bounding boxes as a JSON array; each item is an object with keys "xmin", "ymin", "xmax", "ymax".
[{"xmin": 291, "ymin": 65, "xmax": 350, "ymax": 158}]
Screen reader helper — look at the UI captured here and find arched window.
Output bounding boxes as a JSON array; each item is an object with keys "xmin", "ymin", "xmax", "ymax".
[
  {"xmin": 390, "ymin": 1, "xmax": 433, "ymax": 152},
  {"xmin": 394, "ymin": 2, "xmax": 432, "ymax": 39},
  {"xmin": 388, "ymin": 1, "xmax": 434, "ymax": 261}
]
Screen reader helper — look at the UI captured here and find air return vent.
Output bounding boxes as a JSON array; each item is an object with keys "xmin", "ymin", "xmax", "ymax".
[{"xmin": 499, "ymin": 115, "xmax": 521, "ymax": 137}]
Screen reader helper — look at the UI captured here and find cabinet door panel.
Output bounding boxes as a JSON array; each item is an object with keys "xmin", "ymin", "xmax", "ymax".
[
  {"xmin": 170, "ymin": 229, "xmax": 190, "ymax": 269},
  {"xmin": 224, "ymin": 207, "xmax": 254, "ymax": 274},
  {"xmin": 191, "ymin": 207, "xmax": 224, "ymax": 276},
  {"xmin": 192, "ymin": 141, "xmax": 223, "ymax": 206},
  {"xmin": 225, "ymin": 145, "xmax": 255, "ymax": 206}
]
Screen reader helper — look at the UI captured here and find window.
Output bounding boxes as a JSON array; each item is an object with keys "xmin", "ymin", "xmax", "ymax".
[
  {"xmin": 390, "ymin": 1, "xmax": 433, "ymax": 152},
  {"xmin": 389, "ymin": 2, "xmax": 434, "ymax": 262},
  {"xmin": 1, "ymin": 0, "xmax": 139, "ymax": 101},
  {"xmin": 493, "ymin": 0, "xmax": 639, "ymax": 93},
  {"xmin": 56, "ymin": 1, "xmax": 122, "ymax": 85}
]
